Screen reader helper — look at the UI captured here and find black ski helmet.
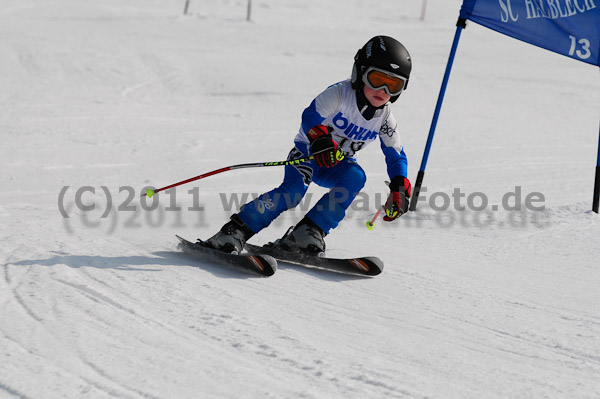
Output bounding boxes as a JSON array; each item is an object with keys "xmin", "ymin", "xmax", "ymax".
[{"xmin": 351, "ymin": 36, "xmax": 412, "ymax": 103}]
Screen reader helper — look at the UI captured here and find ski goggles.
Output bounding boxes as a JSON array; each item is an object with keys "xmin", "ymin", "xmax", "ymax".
[{"xmin": 362, "ymin": 67, "xmax": 408, "ymax": 96}]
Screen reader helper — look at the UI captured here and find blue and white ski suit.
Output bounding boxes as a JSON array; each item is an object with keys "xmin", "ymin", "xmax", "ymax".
[{"xmin": 238, "ymin": 79, "xmax": 407, "ymax": 234}]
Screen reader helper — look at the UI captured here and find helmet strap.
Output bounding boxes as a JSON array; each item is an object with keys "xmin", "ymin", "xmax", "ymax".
[{"xmin": 355, "ymin": 87, "xmax": 385, "ymax": 120}]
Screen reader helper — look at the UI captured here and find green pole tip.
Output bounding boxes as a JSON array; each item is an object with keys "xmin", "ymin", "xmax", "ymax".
[
  {"xmin": 366, "ymin": 221, "xmax": 375, "ymax": 231},
  {"xmin": 147, "ymin": 189, "xmax": 155, "ymax": 198}
]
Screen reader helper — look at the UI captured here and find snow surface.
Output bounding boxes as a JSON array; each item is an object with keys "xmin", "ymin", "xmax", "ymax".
[{"xmin": 1, "ymin": 0, "xmax": 599, "ymax": 398}]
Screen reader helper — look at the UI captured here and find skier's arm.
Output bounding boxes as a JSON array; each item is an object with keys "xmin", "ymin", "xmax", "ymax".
[
  {"xmin": 299, "ymin": 83, "xmax": 344, "ymax": 168},
  {"xmin": 300, "ymin": 82, "xmax": 344, "ymax": 134},
  {"xmin": 379, "ymin": 112, "xmax": 410, "ymax": 220},
  {"xmin": 379, "ymin": 113, "xmax": 407, "ymax": 179}
]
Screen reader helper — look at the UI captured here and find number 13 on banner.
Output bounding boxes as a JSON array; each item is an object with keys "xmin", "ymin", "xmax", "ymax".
[{"xmin": 568, "ymin": 35, "xmax": 592, "ymax": 60}]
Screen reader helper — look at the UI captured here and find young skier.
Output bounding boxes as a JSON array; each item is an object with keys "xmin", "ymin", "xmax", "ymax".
[{"xmin": 204, "ymin": 35, "xmax": 412, "ymax": 255}]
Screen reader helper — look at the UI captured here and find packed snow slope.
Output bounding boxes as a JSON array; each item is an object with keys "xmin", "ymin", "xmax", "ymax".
[{"xmin": 1, "ymin": 0, "xmax": 599, "ymax": 398}]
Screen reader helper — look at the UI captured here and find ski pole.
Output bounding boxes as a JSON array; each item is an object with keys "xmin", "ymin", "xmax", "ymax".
[
  {"xmin": 143, "ymin": 156, "xmax": 313, "ymax": 198},
  {"xmin": 366, "ymin": 180, "xmax": 391, "ymax": 230},
  {"xmin": 366, "ymin": 207, "xmax": 384, "ymax": 230},
  {"xmin": 143, "ymin": 150, "xmax": 344, "ymax": 198}
]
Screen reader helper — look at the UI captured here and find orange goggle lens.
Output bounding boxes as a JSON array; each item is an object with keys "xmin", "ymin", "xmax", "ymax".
[{"xmin": 364, "ymin": 69, "xmax": 406, "ymax": 95}]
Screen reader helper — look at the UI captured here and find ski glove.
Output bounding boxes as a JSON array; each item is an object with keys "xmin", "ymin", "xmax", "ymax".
[
  {"xmin": 307, "ymin": 125, "xmax": 341, "ymax": 168},
  {"xmin": 383, "ymin": 176, "xmax": 411, "ymax": 221}
]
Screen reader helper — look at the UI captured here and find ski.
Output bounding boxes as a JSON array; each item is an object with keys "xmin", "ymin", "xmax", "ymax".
[
  {"xmin": 244, "ymin": 243, "xmax": 383, "ymax": 276},
  {"xmin": 176, "ymin": 236, "xmax": 277, "ymax": 277}
]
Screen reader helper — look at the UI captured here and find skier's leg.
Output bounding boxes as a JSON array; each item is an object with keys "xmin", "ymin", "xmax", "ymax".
[
  {"xmin": 278, "ymin": 160, "xmax": 366, "ymax": 254},
  {"xmin": 205, "ymin": 147, "xmax": 312, "ymax": 253},
  {"xmin": 237, "ymin": 162, "xmax": 309, "ymax": 233},
  {"xmin": 305, "ymin": 160, "xmax": 367, "ymax": 234}
]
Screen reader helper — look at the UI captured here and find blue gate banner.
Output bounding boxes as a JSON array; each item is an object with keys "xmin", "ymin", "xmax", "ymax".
[{"xmin": 460, "ymin": 0, "xmax": 600, "ymax": 66}]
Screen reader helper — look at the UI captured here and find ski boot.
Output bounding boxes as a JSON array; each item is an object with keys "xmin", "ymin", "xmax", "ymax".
[
  {"xmin": 203, "ymin": 215, "xmax": 254, "ymax": 255},
  {"xmin": 279, "ymin": 218, "xmax": 326, "ymax": 257}
]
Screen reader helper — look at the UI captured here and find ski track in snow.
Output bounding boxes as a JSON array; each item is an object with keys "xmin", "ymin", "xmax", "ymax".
[
  {"xmin": 1, "ymin": 0, "xmax": 600, "ymax": 398},
  {"xmin": 1, "ymin": 207, "xmax": 600, "ymax": 398}
]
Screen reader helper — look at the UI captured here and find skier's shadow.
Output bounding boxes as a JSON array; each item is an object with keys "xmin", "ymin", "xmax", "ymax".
[
  {"xmin": 9, "ymin": 252, "xmax": 375, "ymax": 281},
  {"xmin": 8, "ymin": 251, "xmax": 263, "ymax": 280}
]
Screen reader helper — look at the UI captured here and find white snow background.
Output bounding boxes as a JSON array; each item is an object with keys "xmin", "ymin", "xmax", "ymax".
[{"xmin": 1, "ymin": 0, "xmax": 599, "ymax": 398}]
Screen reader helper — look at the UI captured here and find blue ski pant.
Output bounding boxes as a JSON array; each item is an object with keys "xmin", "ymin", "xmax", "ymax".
[{"xmin": 238, "ymin": 143, "xmax": 366, "ymax": 235}]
